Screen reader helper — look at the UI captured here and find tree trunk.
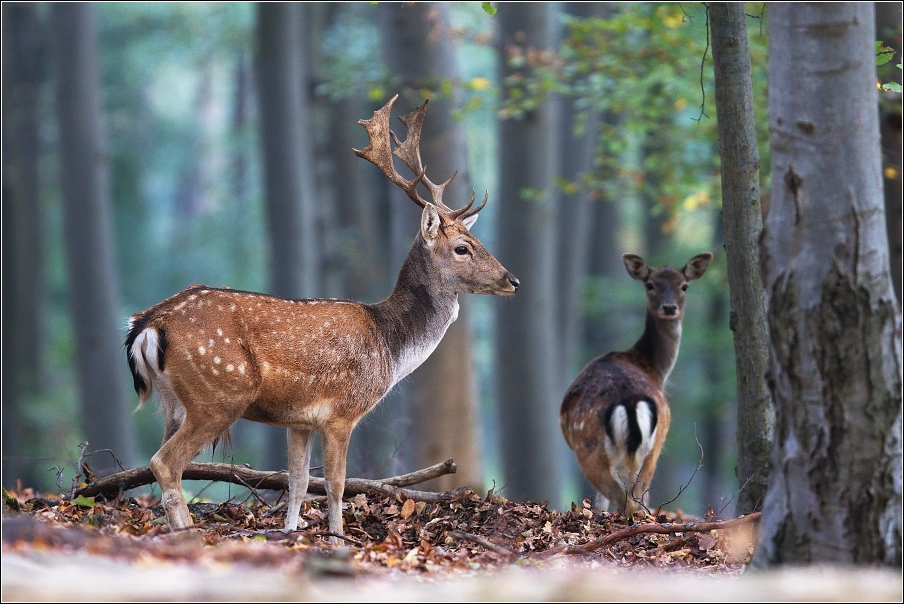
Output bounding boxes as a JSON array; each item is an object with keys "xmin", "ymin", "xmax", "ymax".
[
  {"xmin": 1, "ymin": 2, "xmax": 45, "ymax": 487},
  {"xmin": 753, "ymin": 3, "xmax": 902, "ymax": 566},
  {"xmin": 255, "ymin": 2, "xmax": 322, "ymax": 471},
  {"xmin": 875, "ymin": 2, "xmax": 903, "ymax": 307},
  {"xmin": 709, "ymin": 1, "xmax": 774, "ymax": 516},
  {"xmin": 51, "ymin": 3, "xmax": 138, "ymax": 473},
  {"xmin": 496, "ymin": 2, "xmax": 567, "ymax": 508},
  {"xmin": 378, "ymin": 2, "xmax": 483, "ymax": 492},
  {"xmin": 557, "ymin": 1, "xmax": 614, "ymax": 505}
]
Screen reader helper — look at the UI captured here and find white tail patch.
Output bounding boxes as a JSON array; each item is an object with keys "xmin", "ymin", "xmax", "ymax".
[
  {"xmin": 129, "ymin": 327, "xmax": 161, "ymax": 408},
  {"xmin": 603, "ymin": 399, "xmax": 658, "ymax": 490}
]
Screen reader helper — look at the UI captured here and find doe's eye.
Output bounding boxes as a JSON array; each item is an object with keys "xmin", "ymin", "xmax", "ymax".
[
  {"xmin": 681, "ymin": 284, "xmax": 688, "ymax": 291},
  {"xmin": 645, "ymin": 282, "xmax": 655, "ymax": 291},
  {"xmin": 454, "ymin": 245, "xmax": 469, "ymax": 256}
]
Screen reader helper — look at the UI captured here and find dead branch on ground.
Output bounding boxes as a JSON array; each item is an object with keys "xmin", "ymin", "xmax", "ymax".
[
  {"xmin": 74, "ymin": 459, "xmax": 459, "ymax": 503},
  {"xmin": 534, "ymin": 512, "xmax": 761, "ymax": 559}
]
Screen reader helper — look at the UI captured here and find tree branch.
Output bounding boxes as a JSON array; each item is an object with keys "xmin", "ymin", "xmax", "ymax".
[
  {"xmin": 74, "ymin": 459, "xmax": 458, "ymax": 502},
  {"xmin": 533, "ymin": 512, "xmax": 761, "ymax": 559}
]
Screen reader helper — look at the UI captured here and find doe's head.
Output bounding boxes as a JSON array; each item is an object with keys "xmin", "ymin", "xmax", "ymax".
[{"xmin": 622, "ymin": 252, "xmax": 712, "ymax": 320}]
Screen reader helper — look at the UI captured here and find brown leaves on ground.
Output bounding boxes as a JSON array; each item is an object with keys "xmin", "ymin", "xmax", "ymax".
[{"xmin": 2, "ymin": 486, "xmax": 755, "ymax": 579}]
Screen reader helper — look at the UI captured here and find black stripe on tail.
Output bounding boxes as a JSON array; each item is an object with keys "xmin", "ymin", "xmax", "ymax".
[{"xmin": 602, "ymin": 398, "xmax": 658, "ymax": 455}]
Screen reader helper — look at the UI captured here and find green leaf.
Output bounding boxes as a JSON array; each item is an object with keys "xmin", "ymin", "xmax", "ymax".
[
  {"xmin": 482, "ymin": 2, "xmax": 497, "ymax": 16},
  {"xmin": 876, "ymin": 41, "xmax": 896, "ymax": 66},
  {"xmin": 71, "ymin": 496, "xmax": 96, "ymax": 508},
  {"xmin": 881, "ymin": 82, "xmax": 903, "ymax": 93}
]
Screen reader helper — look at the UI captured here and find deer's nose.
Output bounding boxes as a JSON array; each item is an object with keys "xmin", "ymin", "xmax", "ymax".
[
  {"xmin": 508, "ymin": 275, "xmax": 520, "ymax": 291},
  {"xmin": 662, "ymin": 304, "xmax": 678, "ymax": 316}
]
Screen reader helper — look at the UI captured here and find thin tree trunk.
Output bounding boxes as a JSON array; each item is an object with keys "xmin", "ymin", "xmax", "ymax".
[
  {"xmin": 557, "ymin": 1, "xmax": 613, "ymax": 506},
  {"xmin": 709, "ymin": 1, "xmax": 773, "ymax": 516},
  {"xmin": 754, "ymin": 3, "xmax": 902, "ymax": 567},
  {"xmin": 1, "ymin": 2, "xmax": 45, "ymax": 487},
  {"xmin": 875, "ymin": 1, "xmax": 902, "ymax": 307},
  {"xmin": 496, "ymin": 2, "xmax": 566, "ymax": 508},
  {"xmin": 378, "ymin": 2, "xmax": 483, "ymax": 491},
  {"xmin": 255, "ymin": 2, "xmax": 322, "ymax": 471},
  {"xmin": 51, "ymin": 3, "xmax": 137, "ymax": 473}
]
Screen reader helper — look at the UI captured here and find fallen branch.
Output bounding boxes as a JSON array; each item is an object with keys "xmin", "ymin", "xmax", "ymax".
[
  {"xmin": 74, "ymin": 459, "xmax": 458, "ymax": 503},
  {"xmin": 534, "ymin": 512, "xmax": 761, "ymax": 559},
  {"xmin": 451, "ymin": 530, "xmax": 518, "ymax": 560}
]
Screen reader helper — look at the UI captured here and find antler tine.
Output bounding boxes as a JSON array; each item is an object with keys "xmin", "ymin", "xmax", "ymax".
[
  {"xmin": 453, "ymin": 190, "xmax": 489, "ymax": 221},
  {"xmin": 352, "ymin": 94, "xmax": 429, "ymax": 209},
  {"xmin": 392, "ymin": 101, "xmax": 457, "ymax": 213}
]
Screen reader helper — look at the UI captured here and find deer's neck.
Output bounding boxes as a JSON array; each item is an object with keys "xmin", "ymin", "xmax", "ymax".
[
  {"xmin": 631, "ymin": 313, "xmax": 682, "ymax": 385},
  {"xmin": 369, "ymin": 237, "xmax": 459, "ymax": 386}
]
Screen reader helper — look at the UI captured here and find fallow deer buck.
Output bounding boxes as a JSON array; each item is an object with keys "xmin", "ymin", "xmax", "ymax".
[
  {"xmin": 126, "ymin": 95, "xmax": 519, "ymax": 541},
  {"xmin": 559, "ymin": 252, "xmax": 711, "ymax": 516}
]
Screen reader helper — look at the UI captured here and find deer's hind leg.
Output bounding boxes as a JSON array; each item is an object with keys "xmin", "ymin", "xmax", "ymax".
[{"xmin": 150, "ymin": 398, "xmax": 246, "ymax": 529}]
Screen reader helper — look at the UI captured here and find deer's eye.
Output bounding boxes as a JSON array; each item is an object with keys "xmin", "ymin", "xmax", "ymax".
[
  {"xmin": 681, "ymin": 284, "xmax": 688, "ymax": 291},
  {"xmin": 454, "ymin": 245, "xmax": 469, "ymax": 256},
  {"xmin": 646, "ymin": 282, "xmax": 655, "ymax": 291}
]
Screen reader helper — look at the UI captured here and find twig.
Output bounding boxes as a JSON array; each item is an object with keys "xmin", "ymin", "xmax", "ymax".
[
  {"xmin": 654, "ymin": 425, "xmax": 704, "ymax": 514},
  {"xmin": 70, "ymin": 442, "xmax": 90, "ymax": 499},
  {"xmin": 450, "ymin": 530, "xmax": 517, "ymax": 560},
  {"xmin": 534, "ymin": 512, "xmax": 761, "ymax": 559},
  {"xmin": 717, "ymin": 473, "xmax": 754, "ymax": 517},
  {"xmin": 692, "ymin": 3, "xmax": 711, "ymax": 123},
  {"xmin": 311, "ymin": 531, "xmax": 364, "ymax": 547}
]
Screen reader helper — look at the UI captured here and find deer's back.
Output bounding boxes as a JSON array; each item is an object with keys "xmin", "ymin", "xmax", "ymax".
[{"xmin": 130, "ymin": 285, "xmax": 394, "ymax": 424}]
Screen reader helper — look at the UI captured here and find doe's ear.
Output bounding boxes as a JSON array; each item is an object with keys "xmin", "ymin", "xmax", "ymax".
[
  {"xmin": 461, "ymin": 213, "xmax": 478, "ymax": 231},
  {"xmin": 421, "ymin": 203, "xmax": 441, "ymax": 243},
  {"xmin": 683, "ymin": 252, "xmax": 713, "ymax": 281},
  {"xmin": 622, "ymin": 253, "xmax": 651, "ymax": 281}
]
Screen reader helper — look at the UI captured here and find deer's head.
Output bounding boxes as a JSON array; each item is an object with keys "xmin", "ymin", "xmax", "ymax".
[
  {"xmin": 622, "ymin": 253, "xmax": 712, "ymax": 320},
  {"xmin": 354, "ymin": 95, "xmax": 519, "ymax": 297}
]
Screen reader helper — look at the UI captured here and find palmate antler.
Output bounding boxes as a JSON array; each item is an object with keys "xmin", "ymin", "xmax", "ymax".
[{"xmin": 352, "ymin": 94, "xmax": 487, "ymax": 221}]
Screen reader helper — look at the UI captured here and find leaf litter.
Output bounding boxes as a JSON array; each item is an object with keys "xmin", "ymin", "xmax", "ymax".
[{"xmin": 2, "ymin": 484, "xmax": 756, "ymax": 581}]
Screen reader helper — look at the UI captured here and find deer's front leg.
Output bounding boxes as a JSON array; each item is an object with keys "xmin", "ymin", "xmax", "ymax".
[
  {"xmin": 285, "ymin": 426, "xmax": 314, "ymax": 531},
  {"xmin": 321, "ymin": 421, "xmax": 354, "ymax": 543}
]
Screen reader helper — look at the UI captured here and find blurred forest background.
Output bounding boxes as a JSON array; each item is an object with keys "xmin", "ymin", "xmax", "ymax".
[{"xmin": 2, "ymin": 2, "xmax": 901, "ymax": 519}]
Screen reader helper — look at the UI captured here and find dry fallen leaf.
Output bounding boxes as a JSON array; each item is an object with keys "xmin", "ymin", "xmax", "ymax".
[{"xmin": 401, "ymin": 499, "xmax": 416, "ymax": 520}]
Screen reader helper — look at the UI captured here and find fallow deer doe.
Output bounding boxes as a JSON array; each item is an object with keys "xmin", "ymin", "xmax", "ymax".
[
  {"xmin": 559, "ymin": 252, "xmax": 711, "ymax": 515},
  {"xmin": 125, "ymin": 95, "xmax": 519, "ymax": 541}
]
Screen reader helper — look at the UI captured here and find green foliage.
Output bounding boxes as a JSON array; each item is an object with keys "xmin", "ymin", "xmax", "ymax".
[
  {"xmin": 481, "ymin": 3, "xmax": 497, "ymax": 17},
  {"xmin": 502, "ymin": 3, "xmax": 771, "ymax": 227}
]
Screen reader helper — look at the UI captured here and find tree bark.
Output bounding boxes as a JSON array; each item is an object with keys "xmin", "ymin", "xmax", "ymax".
[
  {"xmin": 753, "ymin": 3, "xmax": 902, "ymax": 567},
  {"xmin": 709, "ymin": 2, "xmax": 774, "ymax": 516},
  {"xmin": 1, "ymin": 2, "xmax": 45, "ymax": 487},
  {"xmin": 377, "ymin": 2, "xmax": 483, "ymax": 492},
  {"xmin": 51, "ymin": 3, "xmax": 138, "ymax": 473},
  {"xmin": 255, "ymin": 2, "xmax": 322, "ymax": 470},
  {"xmin": 496, "ymin": 2, "xmax": 567, "ymax": 508}
]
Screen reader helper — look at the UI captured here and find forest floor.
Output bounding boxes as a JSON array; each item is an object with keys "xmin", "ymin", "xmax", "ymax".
[{"xmin": 2, "ymin": 485, "xmax": 901, "ymax": 601}]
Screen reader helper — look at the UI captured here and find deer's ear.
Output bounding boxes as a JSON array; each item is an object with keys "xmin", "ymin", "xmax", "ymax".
[
  {"xmin": 421, "ymin": 204, "xmax": 441, "ymax": 242},
  {"xmin": 622, "ymin": 253, "xmax": 650, "ymax": 281},
  {"xmin": 683, "ymin": 252, "xmax": 713, "ymax": 281},
  {"xmin": 461, "ymin": 213, "xmax": 478, "ymax": 231}
]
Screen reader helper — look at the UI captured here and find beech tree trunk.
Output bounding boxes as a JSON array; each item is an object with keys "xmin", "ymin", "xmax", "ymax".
[
  {"xmin": 2, "ymin": 2, "xmax": 45, "ymax": 487},
  {"xmin": 496, "ymin": 2, "xmax": 567, "ymax": 508},
  {"xmin": 255, "ymin": 2, "xmax": 322, "ymax": 470},
  {"xmin": 753, "ymin": 3, "xmax": 902, "ymax": 566},
  {"xmin": 377, "ymin": 2, "xmax": 483, "ymax": 491},
  {"xmin": 709, "ymin": 2, "xmax": 773, "ymax": 516},
  {"xmin": 51, "ymin": 3, "xmax": 138, "ymax": 473}
]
